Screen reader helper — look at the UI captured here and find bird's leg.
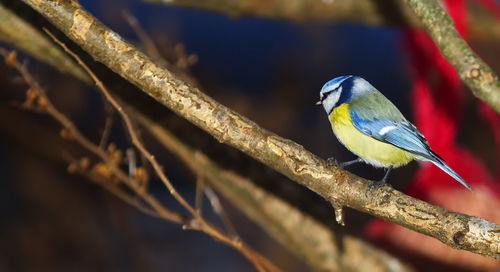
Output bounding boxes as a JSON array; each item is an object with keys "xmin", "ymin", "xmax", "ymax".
[
  {"xmin": 327, "ymin": 157, "xmax": 362, "ymax": 168},
  {"xmin": 367, "ymin": 166, "xmax": 393, "ymax": 191},
  {"xmin": 340, "ymin": 158, "xmax": 363, "ymax": 168}
]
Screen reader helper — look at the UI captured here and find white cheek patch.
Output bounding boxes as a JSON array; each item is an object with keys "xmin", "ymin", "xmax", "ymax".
[
  {"xmin": 379, "ymin": 125, "xmax": 397, "ymax": 136},
  {"xmin": 323, "ymin": 90, "xmax": 341, "ymax": 113}
]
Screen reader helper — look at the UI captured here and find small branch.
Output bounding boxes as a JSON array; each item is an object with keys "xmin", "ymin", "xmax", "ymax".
[
  {"xmin": 22, "ymin": 0, "xmax": 500, "ymax": 258},
  {"xmin": 3, "ymin": 46, "xmax": 281, "ymax": 272},
  {"xmin": 0, "ymin": 47, "xmax": 186, "ymax": 225},
  {"xmin": 143, "ymin": 0, "xmax": 500, "ymax": 40},
  {"xmin": 0, "ymin": 3, "xmax": 89, "ymax": 82},
  {"xmin": 203, "ymin": 186, "xmax": 239, "ymax": 239},
  {"xmin": 47, "ymin": 29, "xmax": 197, "ymax": 216},
  {"xmin": 77, "ymin": 163, "xmax": 161, "ymax": 219},
  {"xmin": 404, "ymin": 0, "xmax": 500, "ymax": 112},
  {"xmin": 44, "ymin": 33, "xmax": 281, "ymax": 272},
  {"xmin": 331, "ymin": 201, "xmax": 345, "ymax": 227},
  {"xmin": 143, "ymin": 0, "xmax": 414, "ymax": 25},
  {"xmin": 194, "ymin": 162, "xmax": 205, "ymax": 214},
  {"xmin": 98, "ymin": 102, "xmax": 114, "ymax": 149}
]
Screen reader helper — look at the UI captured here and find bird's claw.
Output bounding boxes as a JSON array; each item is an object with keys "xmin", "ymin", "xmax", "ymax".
[
  {"xmin": 327, "ymin": 157, "xmax": 340, "ymax": 167},
  {"xmin": 366, "ymin": 180, "xmax": 391, "ymax": 193}
]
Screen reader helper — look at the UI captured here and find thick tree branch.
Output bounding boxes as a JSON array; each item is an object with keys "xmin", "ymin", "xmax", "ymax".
[
  {"xmin": 137, "ymin": 112, "xmax": 413, "ymax": 272},
  {"xmin": 404, "ymin": 0, "xmax": 500, "ymax": 113},
  {"xmin": 22, "ymin": 0, "xmax": 500, "ymax": 258}
]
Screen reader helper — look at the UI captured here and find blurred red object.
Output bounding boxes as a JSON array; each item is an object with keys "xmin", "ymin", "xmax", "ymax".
[{"xmin": 365, "ymin": 0, "xmax": 500, "ymax": 270}]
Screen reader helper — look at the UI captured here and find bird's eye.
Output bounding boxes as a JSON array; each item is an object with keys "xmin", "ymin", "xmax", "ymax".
[{"xmin": 321, "ymin": 90, "xmax": 334, "ymax": 101}]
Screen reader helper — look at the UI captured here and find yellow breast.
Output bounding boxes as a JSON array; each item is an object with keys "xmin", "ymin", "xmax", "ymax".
[{"xmin": 329, "ymin": 104, "xmax": 415, "ymax": 167}]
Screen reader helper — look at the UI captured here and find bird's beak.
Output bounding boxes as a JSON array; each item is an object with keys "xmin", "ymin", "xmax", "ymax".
[{"xmin": 315, "ymin": 100, "xmax": 322, "ymax": 105}]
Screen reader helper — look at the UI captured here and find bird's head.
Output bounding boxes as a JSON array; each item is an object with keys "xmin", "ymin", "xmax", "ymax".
[{"xmin": 317, "ymin": 75, "xmax": 374, "ymax": 114}]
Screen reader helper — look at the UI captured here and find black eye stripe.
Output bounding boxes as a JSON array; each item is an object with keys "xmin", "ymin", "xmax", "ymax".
[{"xmin": 320, "ymin": 89, "xmax": 335, "ymax": 102}]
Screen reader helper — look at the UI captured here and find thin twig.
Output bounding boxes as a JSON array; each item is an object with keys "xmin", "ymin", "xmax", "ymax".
[
  {"xmin": 0, "ymin": 47, "xmax": 186, "ymax": 225},
  {"xmin": 195, "ymin": 165, "xmax": 205, "ymax": 214},
  {"xmin": 44, "ymin": 31, "xmax": 281, "ymax": 272},
  {"xmin": 98, "ymin": 102, "xmax": 114, "ymax": 149},
  {"xmin": 204, "ymin": 186, "xmax": 239, "ymax": 239},
  {"xmin": 83, "ymin": 167, "xmax": 161, "ymax": 218},
  {"xmin": 64, "ymin": 153, "xmax": 161, "ymax": 218},
  {"xmin": 2, "ymin": 45, "xmax": 279, "ymax": 271},
  {"xmin": 46, "ymin": 30, "xmax": 197, "ymax": 216},
  {"xmin": 126, "ymin": 148, "xmax": 137, "ymax": 180}
]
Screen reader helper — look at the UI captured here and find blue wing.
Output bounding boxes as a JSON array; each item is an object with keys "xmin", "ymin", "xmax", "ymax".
[
  {"xmin": 347, "ymin": 92, "xmax": 472, "ymax": 190},
  {"xmin": 349, "ymin": 109, "xmax": 436, "ymax": 160}
]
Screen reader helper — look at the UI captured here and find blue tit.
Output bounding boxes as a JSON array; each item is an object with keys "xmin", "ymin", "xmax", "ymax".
[{"xmin": 317, "ymin": 75, "xmax": 471, "ymax": 191}]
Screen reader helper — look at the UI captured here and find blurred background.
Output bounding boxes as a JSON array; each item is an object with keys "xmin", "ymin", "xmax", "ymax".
[{"xmin": 0, "ymin": 0, "xmax": 499, "ymax": 271}]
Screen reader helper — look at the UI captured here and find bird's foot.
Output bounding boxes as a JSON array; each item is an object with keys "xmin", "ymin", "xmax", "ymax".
[
  {"xmin": 327, "ymin": 157, "xmax": 340, "ymax": 167},
  {"xmin": 366, "ymin": 166, "xmax": 393, "ymax": 193},
  {"xmin": 366, "ymin": 179, "xmax": 391, "ymax": 192},
  {"xmin": 366, "ymin": 180, "xmax": 391, "ymax": 191}
]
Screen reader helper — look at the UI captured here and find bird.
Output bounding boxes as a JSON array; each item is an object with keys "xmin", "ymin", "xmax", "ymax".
[{"xmin": 317, "ymin": 75, "xmax": 471, "ymax": 191}]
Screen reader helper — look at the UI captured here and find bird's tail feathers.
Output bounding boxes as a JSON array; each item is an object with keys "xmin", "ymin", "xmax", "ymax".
[{"xmin": 429, "ymin": 154, "xmax": 472, "ymax": 191}]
